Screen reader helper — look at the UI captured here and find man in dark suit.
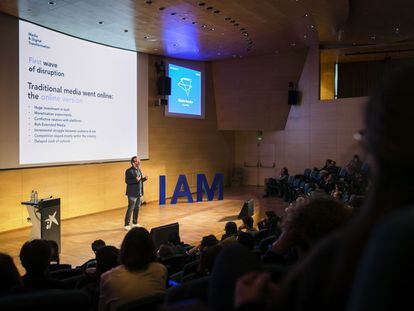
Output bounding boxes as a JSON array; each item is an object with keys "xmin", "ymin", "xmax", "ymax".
[{"xmin": 124, "ymin": 156, "xmax": 147, "ymax": 230}]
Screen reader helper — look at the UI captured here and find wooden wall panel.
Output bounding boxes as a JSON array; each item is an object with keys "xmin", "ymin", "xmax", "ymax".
[
  {"xmin": 235, "ymin": 46, "xmax": 368, "ymax": 184},
  {"xmin": 212, "ymin": 50, "xmax": 308, "ymax": 131},
  {"xmin": 0, "ymin": 57, "xmax": 234, "ymax": 233}
]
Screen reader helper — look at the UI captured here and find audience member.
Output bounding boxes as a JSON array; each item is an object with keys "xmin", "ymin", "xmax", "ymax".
[
  {"xmin": 221, "ymin": 221, "xmax": 238, "ymax": 244},
  {"xmin": 263, "ymin": 197, "xmax": 352, "ymax": 265},
  {"xmin": 167, "ymin": 232, "xmax": 187, "ymax": 255},
  {"xmin": 257, "ymin": 211, "xmax": 280, "ymax": 236},
  {"xmin": 99, "ymin": 227, "xmax": 167, "ymax": 311},
  {"xmin": 78, "ymin": 239, "xmax": 106, "ymax": 271},
  {"xmin": 236, "ymin": 232, "xmax": 255, "ymax": 250},
  {"xmin": 263, "ymin": 167, "xmax": 289, "ymax": 197},
  {"xmin": 79, "ymin": 245, "xmax": 119, "ymax": 311},
  {"xmin": 19, "ymin": 239, "xmax": 66, "ymax": 291},
  {"xmin": 234, "ymin": 65, "xmax": 414, "ymax": 311},
  {"xmin": 238, "ymin": 216, "xmax": 257, "ymax": 234},
  {"xmin": 0, "ymin": 253, "xmax": 23, "ymax": 295},
  {"xmin": 346, "ymin": 154, "xmax": 363, "ymax": 175}
]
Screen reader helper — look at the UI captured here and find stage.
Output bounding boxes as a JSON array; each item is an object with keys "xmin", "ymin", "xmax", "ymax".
[{"xmin": 0, "ymin": 186, "xmax": 287, "ymax": 272}]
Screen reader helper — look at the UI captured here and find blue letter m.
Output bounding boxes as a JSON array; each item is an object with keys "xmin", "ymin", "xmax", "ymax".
[{"xmin": 197, "ymin": 173, "xmax": 224, "ymax": 202}]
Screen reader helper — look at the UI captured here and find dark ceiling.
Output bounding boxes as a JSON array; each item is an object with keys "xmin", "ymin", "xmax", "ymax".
[{"xmin": 0, "ymin": 0, "xmax": 413, "ymax": 60}]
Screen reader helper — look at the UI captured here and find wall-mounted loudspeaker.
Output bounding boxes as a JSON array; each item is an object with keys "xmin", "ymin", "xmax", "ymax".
[
  {"xmin": 288, "ymin": 89, "xmax": 299, "ymax": 105},
  {"xmin": 157, "ymin": 76, "xmax": 171, "ymax": 96},
  {"xmin": 288, "ymin": 81, "xmax": 299, "ymax": 105}
]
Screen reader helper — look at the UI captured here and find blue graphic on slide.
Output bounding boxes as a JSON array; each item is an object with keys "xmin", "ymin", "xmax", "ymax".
[{"xmin": 168, "ymin": 64, "xmax": 201, "ymax": 116}]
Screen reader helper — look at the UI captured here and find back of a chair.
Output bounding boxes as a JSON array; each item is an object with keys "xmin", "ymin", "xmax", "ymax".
[
  {"xmin": 166, "ymin": 276, "xmax": 210, "ymax": 304},
  {"xmin": 49, "ymin": 267, "xmax": 83, "ymax": 280},
  {"xmin": 49, "ymin": 263, "xmax": 72, "ymax": 272},
  {"xmin": 162, "ymin": 254, "xmax": 187, "ymax": 276},
  {"xmin": 0, "ymin": 289, "xmax": 90, "ymax": 311},
  {"xmin": 116, "ymin": 293, "xmax": 166, "ymax": 311},
  {"xmin": 347, "ymin": 205, "xmax": 414, "ymax": 311}
]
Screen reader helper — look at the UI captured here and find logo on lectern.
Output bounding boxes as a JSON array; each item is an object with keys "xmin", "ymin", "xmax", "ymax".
[{"xmin": 45, "ymin": 211, "xmax": 59, "ymax": 229}]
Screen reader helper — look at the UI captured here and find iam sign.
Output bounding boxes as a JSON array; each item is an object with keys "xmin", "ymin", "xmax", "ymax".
[{"xmin": 159, "ymin": 173, "xmax": 224, "ymax": 205}]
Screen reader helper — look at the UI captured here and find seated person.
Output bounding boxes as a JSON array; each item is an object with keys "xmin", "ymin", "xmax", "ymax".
[
  {"xmin": 264, "ymin": 168, "xmax": 289, "ymax": 197},
  {"xmin": 262, "ymin": 196, "xmax": 352, "ymax": 265},
  {"xmin": 238, "ymin": 216, "xmax": 258, "ymax": 234},
  {"xmin": 99, "ymin": 227, "xmax": 167, "ymax": 311},
  {"xmin": 346, "ymin": 154, "xmax": 363, "ymax": 175},
  {"xmin": 78, "ymin": 246, "xmax": 119, "ymax": 311},
  {"xmin": 187, "ymin": 234, "xmax": 219, "ymax": 257},
  {"xmin": 237, "ymin": 232, "xmax": 255, "ymax": 250},
  {"xmin": 193, "ymin": 244, "xmax": 223, "ymax": 279},
  {"xmin": 319, "ymin": 173, "xmax": 336, "ymax": 194},
  {"xmin": 47, "ymin": 240, "xmax": 71, "ymax": 271},
  {"xmin": 78, "ymin": 239, "xmax": 106, "ymax": 270},
  {"xmin": 257, "ymin": 211, "xmax": 280, "ymax": 236},
  {"xmin": 221, "ymin": 221, "xmax": 238, "ymax": 244},
  {"xmin": 0, "ymin": 253, "xmax": 23, "ymax": 295},
  {"xmin": 19, "ymin": 239, "xmax": 66, "ymax": 291},
  {"xmin": 157, "ymin": 244, "xmax": 175, "ymax": 261},
  {"xmin": 167, "ymin": 232, "xmax": 187, "ymax": 255}
]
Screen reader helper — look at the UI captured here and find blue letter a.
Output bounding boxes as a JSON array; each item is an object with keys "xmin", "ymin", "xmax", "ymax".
[
  {"xmin": 171, "ymin": 174, "xmax": 193, "ymax": 204},
  {"xmin": 197, "ymin": 173, "xmax": 224, "ymax": 202}
]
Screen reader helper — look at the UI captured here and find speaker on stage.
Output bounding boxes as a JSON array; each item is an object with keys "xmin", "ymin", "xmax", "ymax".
[
  {"xmin": 150, "ymin": 222, "xmax": 179, "ymax": 250},
  {"xmin": 238, "ymin": 199, "xmax": 254, "ymax": 219}
]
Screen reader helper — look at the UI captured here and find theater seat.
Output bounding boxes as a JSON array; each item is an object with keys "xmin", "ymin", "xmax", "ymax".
[
  {"xmin": 116, "ymin": 293, "xmax": 166, "ymax": 311},
  {"xmin": 0, "ymin": 289, "xmax": 90, "ymax": 311}
]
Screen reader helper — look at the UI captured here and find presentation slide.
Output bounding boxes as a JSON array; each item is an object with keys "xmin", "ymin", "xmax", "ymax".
[
  {"xmin": 167, "ymin": 63, "xmax": 202, "ymax": 117},
  {"xmin": 19, "ymin": 21, "xmax": 138, "ymax": 165}
]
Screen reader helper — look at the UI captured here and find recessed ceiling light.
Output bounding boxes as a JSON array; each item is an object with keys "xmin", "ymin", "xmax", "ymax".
[
  {"xmin": 304, "ymin": 13, "xmax": 309, "ymax": 17},
  {"xmin": 144, "ymin": 36, "xmax": 149, "ymax": 39},
  {"xmin": 234, "ymin": 23, "xmax": 239, "ymax": 26},
  {"xmin": 230, "ymin": 20, "xmax": 236, "ymax": 23},
  {"xmin": 159, "ymin": 7, "xmax": 165, "ymax": 10},
  {"xmin": 395, "ymin": 27, "xmax": 400, "ymax": 35},
  {"xmin": 48, "ymin": 1, "xmax": 56, "ymax": 5},
  {"xmin": 192, "ymin": 21, "xmax": 197, "ymax": 24},
  {"xmin": 209, "ymin": 28, "xmax": 215, "ymax": 31},
  {"xmin": 124, "ymin": 29, "xmax": 129, "ymax": 33},
  {"xmin": 98, "ymin": 21, "xmax": 104, "ymax": 25},
  {"xmin": 146, "ymin": 0, "xmax": 152, "ymax": 4},
  {"xmin": 198, "ymin": 2, "xmax": 206, "ymax": 6},
  {"xmin": 182, "ymin": 17, "xmax": 186, "ymax": 20},
  {"xmin": 303, "ymin": 34, "xmax": 307, "ymax": 38},
  {"xmin": 225, "ymin": 17, "xmax": 231, "ymax": 21},
  {"xmin": 370, "ymin": 35, "xmax": 376, "ymax": 40},
  {"xmin": 206, "ymin": 6, "xmax": 213, "ymax": 10},
  {"xmin": 173, "ymin": 43, "xmax": 178, "ymax": 47},
  {"xmin": 310, "ymin": 25, "xmax": 315, "ymax": 30},
  {"xmin": 214, "ymin": 10, "xmax": 220, "ymax": 14},
  {"xmin": 171, "ymin": 12, "xmax": 176, "ymax": 15},
  {"xmin": 201, "ymin": 24, "xmax": 206, "ymax": 28},
  {"xmin": 290, "ymin": 42, "xmax": 296, "ymax": 46}
]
